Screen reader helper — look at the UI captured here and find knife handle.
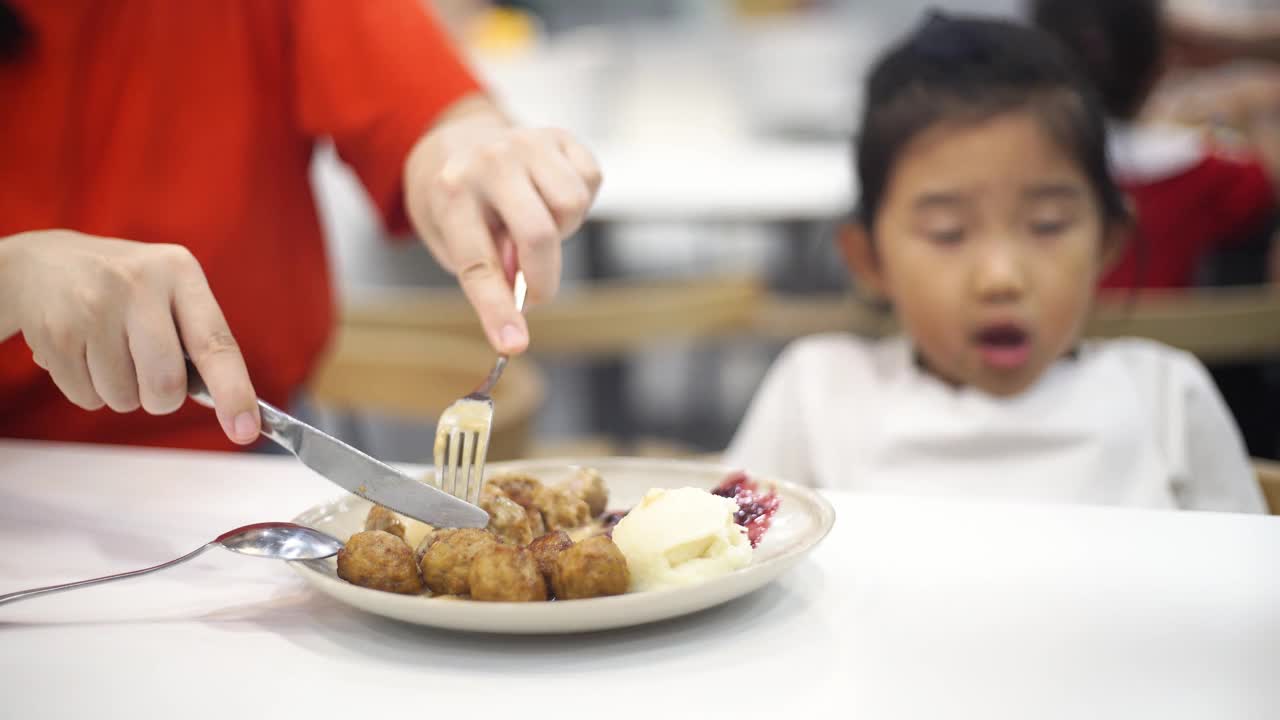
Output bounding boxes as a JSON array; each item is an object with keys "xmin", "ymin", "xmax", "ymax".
[{"xmin": 256, "ymin": 400, "xmax": 302, "ymax": 453}]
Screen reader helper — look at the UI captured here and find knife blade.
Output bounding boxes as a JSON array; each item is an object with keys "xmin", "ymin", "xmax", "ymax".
[{"xmin": 186, "ymin": 360, "xmax": 488, "ymax": 529}]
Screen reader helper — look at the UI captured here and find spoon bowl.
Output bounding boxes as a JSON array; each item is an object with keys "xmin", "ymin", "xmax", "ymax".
[{"xmin": 215, "ymin": 522, "xmax": 345, "ymax": 560}]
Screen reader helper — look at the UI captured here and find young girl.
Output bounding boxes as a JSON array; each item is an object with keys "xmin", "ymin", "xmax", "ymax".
[{"xmin": 725, "ymin": 13, "xmax": 1266, "ymax": 513}]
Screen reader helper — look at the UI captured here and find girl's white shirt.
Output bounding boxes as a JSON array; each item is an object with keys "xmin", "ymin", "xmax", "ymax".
[{"xmin": 725, "ymin": 334, "xmax": 1265, "ymax": 513}]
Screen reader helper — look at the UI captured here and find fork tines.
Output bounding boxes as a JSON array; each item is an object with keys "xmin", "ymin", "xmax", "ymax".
[{"xmin": 434, "ymin": 426, "xmax": 486, "ymax": 507}]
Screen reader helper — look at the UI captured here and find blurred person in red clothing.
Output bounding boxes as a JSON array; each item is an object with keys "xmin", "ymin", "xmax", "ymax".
[
  {"xmin": 1031, "ymin": 0, "xmax": 1280, "ymax": 291},
  {"xmin": 1164, "ymin": 3, "xmax": 1280, "ymax": 69},
  {"xmin": 0, "ymin": 1, "xmax": 601, "ymax": 450}
]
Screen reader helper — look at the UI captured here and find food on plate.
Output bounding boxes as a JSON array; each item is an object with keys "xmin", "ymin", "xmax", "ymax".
[
  {"xmin": 335, "ymin": 468, "xmax": 779, "ymax": 602},
  {"xmin": 364, "ymin": 504, "xmax": 407, "ymax": 539},
  {"xmin": 527, "ymin": 529, "xmax": 573, "ymax": 579},
  {"xmin": 551, "ymin": 535, "xmax": 630, "ymax": 600},
  {"xmin": 415, "ymin": 527, "xmax": 454, "ymax": 562},
  {"xmin": 401, "ymin": 517, "xmax": 436, "ymax": 551},
  {"xmin": 611, "ymin": 487, "xmax": 752, "ymax": 593},
  {"xmin": 469, "ymin": 545, "xmax": 548, "ymax": 602},
  {"xmin": 712, "ymin": 472, "xmax": 781, "ymax": 548},
  {"xmin": 482, "ymin": 474, "xmax": 549, "ymax": 540},
  {"xmin": 482, "ymin": 492, "xmax": 535, "ymax": 546},
  {"xmin": 533, "ymin": 484, "xmax": 591, "ymax": 531},
  {"xmin": 365, "ymin": 503, "xmax": 433, "ymax": 548},
  {"xmin": 337, "ymin": 530, "xmax": 424, "ymax": 594},
  {"xmin": 486, "ymin": 473, "xmax": 543, "ymax": 509},
  {"xmin": 599, "ymin": 510, "xmax": 628, "ymax": 536},
  {"xmin": 562, "ymin": 467, "xmax": 608, "ymax": 517},
  {"xmin": 421, "ymin": 528, "xmax": 499, "ymax": 595},
  {"xmin": 526, "ymin": 505, "xmax": 547, "ymax": 537}
]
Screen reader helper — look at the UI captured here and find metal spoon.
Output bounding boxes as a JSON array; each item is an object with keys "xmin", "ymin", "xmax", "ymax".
[{"xmin": 0, "ymin": 522, "xmax": 343, "ymax": 607}]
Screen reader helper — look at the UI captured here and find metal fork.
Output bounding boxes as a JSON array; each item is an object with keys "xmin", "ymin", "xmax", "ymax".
[{"xmin": 433, "ymin": 271, "xmax": 527, "ymax": 505}]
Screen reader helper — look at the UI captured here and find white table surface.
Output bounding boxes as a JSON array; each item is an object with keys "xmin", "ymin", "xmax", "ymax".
[{"xmin": 2, "ymin": 440, "xmax": 1278, "ymax": 719}]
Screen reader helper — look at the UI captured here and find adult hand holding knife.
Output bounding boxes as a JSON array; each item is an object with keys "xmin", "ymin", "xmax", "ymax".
[{"xmin": 0, "ymin": 93, "xmax": 598, "ymax": 526}]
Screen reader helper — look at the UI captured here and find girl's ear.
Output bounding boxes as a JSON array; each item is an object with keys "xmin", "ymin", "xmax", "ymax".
[
  {"xmin": 1100, "ymin": 218, "xmax": 1132, "ymax": 273},
  {"xmin": 837, "ymin": 221, "xmax": 890, "ymax": 299},
  {"xmin": 1099, "ymin": 195, "xmax": 1137, "ymax": 272}
]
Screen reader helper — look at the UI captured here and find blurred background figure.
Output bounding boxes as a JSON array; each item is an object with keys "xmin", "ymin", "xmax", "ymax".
[
  {"xmin": 311, "ymin": 0, "xmax": 1277, "ymax": 470},
  {"xmin": 1033, "ymin": 0, "xmax": 1279, "ymax": 291},
  {"xmin": 1151, "ymin": 0, "xmax": 1280, "ymax": 287},
  {"xmin": 1028, "ymin": 0, "xmax": 1280, "ymax": 460}
]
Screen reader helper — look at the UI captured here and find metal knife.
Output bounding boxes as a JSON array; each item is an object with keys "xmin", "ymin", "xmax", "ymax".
[{"xmin": 185, "ymin": 359, "xmax": 489, "ymax": 529}]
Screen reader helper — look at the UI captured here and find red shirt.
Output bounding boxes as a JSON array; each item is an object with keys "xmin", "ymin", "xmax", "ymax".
[
  {"xmin": 1104, "ymin": 151, "xmax": 1275, "ymax": 289},
  {"xmin": 0, "ymin": 1, "xmax": 481, "ymax": 450}
]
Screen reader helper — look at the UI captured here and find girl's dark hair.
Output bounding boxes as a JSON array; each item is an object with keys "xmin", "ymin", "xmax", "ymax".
[
  {"xmin": 0, "ymin": 1, "xmax": 31, "ymax": 62},
  {"xmin": 855, "ymin": 12, "xmax": 1130, "ymax": 233},
  {"xmin": 1029, "ymin": 0, "xmax": 1163, "ymax": 121}
]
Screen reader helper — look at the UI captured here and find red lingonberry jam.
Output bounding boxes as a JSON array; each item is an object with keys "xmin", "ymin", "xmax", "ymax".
[
  {"xmin": 600, "ymin": 510, "xmax": 628, "ymax": 538},
  {"xmin": 600, "ymin": 510, "xmax": 628, "ymax": 527},
  {"xmin": 711, "ymin": 472, "xmax": 780, "ymax": 548}
]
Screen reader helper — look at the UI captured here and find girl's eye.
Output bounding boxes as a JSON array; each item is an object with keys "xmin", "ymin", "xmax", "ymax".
[
  {"xmin": 927, "ymin": 228, "xmax": 965, "ymax": 245},
  {"xmin": 1030, "ymin": 219, "xmax": 1071, "ymax": 237}
]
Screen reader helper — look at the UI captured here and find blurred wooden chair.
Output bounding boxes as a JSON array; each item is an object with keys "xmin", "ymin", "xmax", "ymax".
[
  {"xmin": 751, "ymin": 284, "xmax": 1280, "ymax": 363},
  {"xmin": 750, "ymin": 291, "xmax": 892, "ymax": 340},
  {"xmin": 340, "ymin": 274, "xmax": 764, "ymax": 458},
  {"xmin": 342, "ymin": 274, "xmax": 764, "ymax": 357},
  {"xmin": 305, "ymin": 326, "xmax": 545, "ymax": 462},
  {"xmin": 1089, "ymin": 286, "xmax": 1280, "ymax": 363},
  {"xmin": 1256, "ymin": 458, "xmax": 1280, "ymax": 515}
]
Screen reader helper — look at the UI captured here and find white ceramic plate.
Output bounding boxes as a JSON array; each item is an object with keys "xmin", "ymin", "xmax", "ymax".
[{"xmin": 290, "ymin": 457, "xmax": 835, "ymax": 634}]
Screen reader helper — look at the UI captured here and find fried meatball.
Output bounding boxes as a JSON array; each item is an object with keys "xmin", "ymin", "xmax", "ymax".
[
  {"xmin": 364, "ymin": 504, "xmax": 406, "ymax": 539},
  {"xmin": 551, "ymin": 535, "xmax": 630, "ymax": 600},
  {"xmin": 421, "ymin": 528, "xmax": 499, "ymax": 595},
  {"xmin": 415, "ymin": 527, "xmax": 457, "ymax": 563},
  {"xmin": 482, "ymin": 493, "xmax": 534, "ymax": 546},
  {"xmin": 560, "ymin": 467, "xmax": 608, "ymax": 518},
  {"xmin": 527, "ymin": 530, "xmax": 573, "ymax": 579},
  {"xmin": 468, "ymin": 545, "xmax": 548, "ymax": 602},
  {"xmin": 485, "ymin": 473, "xmax": 543, "ymax": 508},
  {"xmin": 534, "ymin": 485, "xmax": 592, "ymax": 532},
  {"xmin": 337, "ymin": 530, "xmax": 424, "ymax": 594},
  {"xmin": 526, "ymin": 506, "xmax": 547, "ymax": 538},
  {"xmin": 478, "ymin": 481, "xmax": 505, "ymax": 505}
]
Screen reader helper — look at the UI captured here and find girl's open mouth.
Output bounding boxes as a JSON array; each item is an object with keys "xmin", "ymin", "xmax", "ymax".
[{"xmin": 974, "ymin": 324, "xmax": 1032, "ymax": 370}]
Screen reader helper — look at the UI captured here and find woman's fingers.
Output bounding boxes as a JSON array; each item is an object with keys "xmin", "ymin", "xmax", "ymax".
[
  {"xmin": 126, "ymin": 289, "xmax": 187, "ymax": 416},
  {"xmin": 481, "ymin": 159, "xmax": 561, "ymax": 306},
  {"xmin": 86, "ymin": 326, "xmax": 140, "ymax": 413},
  {"xmin": 408, "ymin": 121, "xmax": 602, "ymax": 355},
  {"xmin": 46, "ymin": 345, "xmax": 105, "ymax": 411},
  {"xmin": 527, "ymin": 140, "xmax": 594, "ymax": 237},
  {"xmin": 433, "ymin": 170, "xmax": 529, "ymax": 354},
  {"xmin": 171, "ymin": 264, "xmax": 259, "ymax": 445}
]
